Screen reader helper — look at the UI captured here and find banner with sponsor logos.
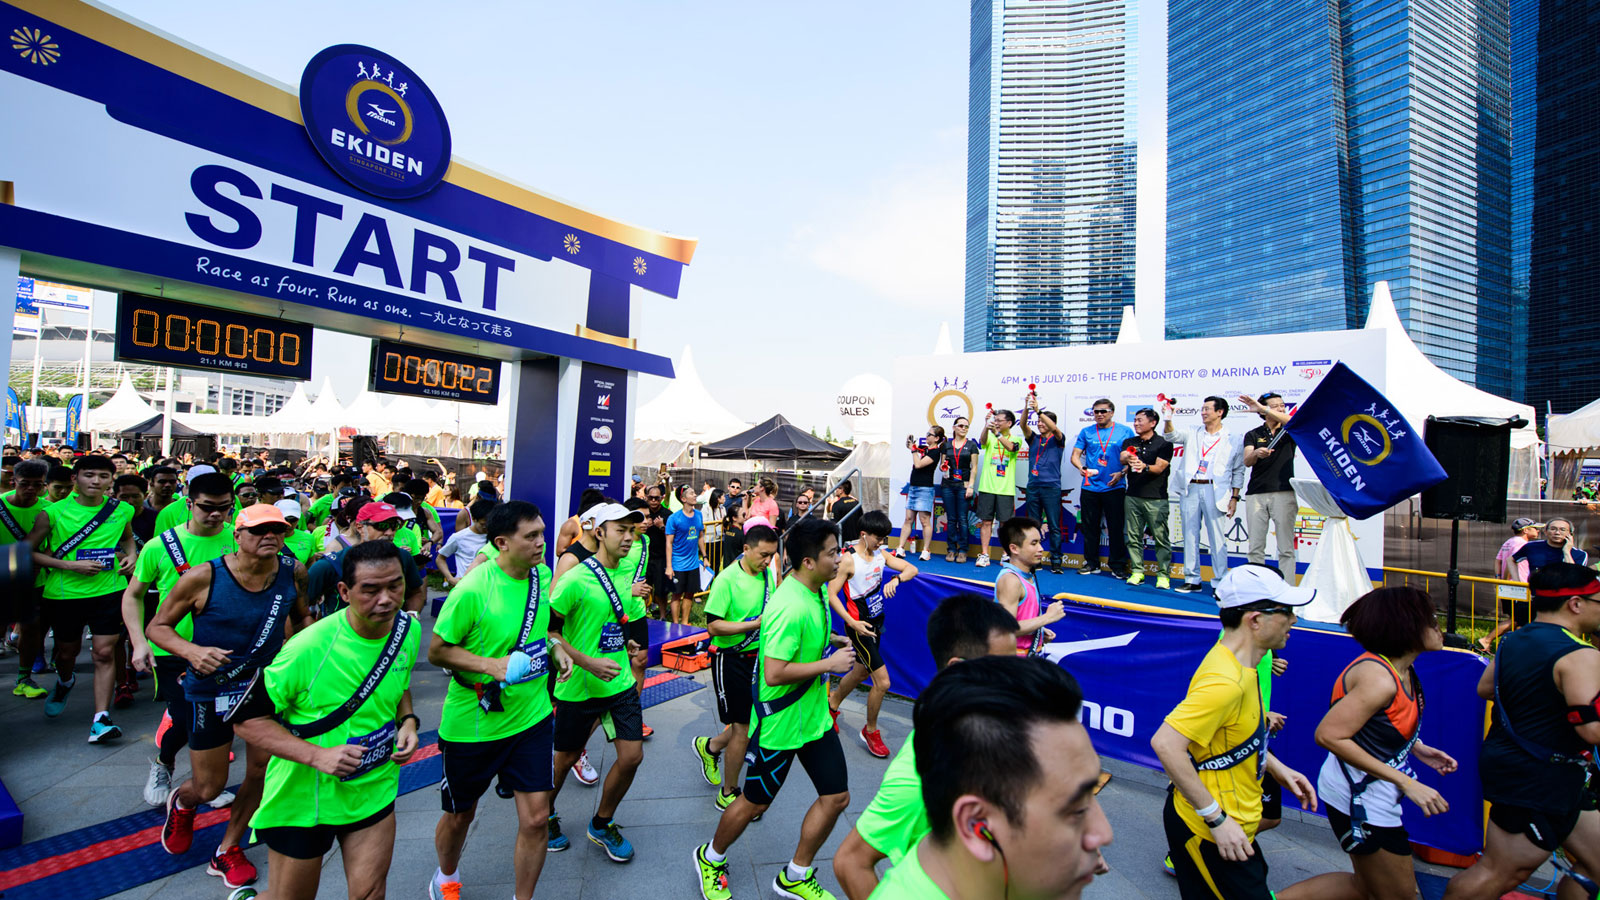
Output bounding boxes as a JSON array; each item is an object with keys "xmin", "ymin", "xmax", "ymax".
[
  {"xmin": 5, "ymin": 387, "xmax": 24, "ymax": 435},
  {"xmin": 63, "ymin": 393, "xmax": 82, "ymax": 448},
  {"xmin": 892, "ymin": 330, "xmax": 1387, "ymax": 577},
  {"xmin": 568, "ymin": 363, "xmax": 627, "ymax": 513},
  {"xmin": 871, "ymin": 572, "xmax": 1490, "ymax": 856}
]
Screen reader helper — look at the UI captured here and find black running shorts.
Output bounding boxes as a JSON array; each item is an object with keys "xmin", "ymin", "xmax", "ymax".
[
  {"xmin": 1489, "ymin": 801, "xmax": 1582, "ymax": 853},
  {"xmin": 553, "ymin": 687, "xmax": 644, "ymax": 750},
  {"xmin": 47, "ymin": 589, "xmax": 123, "ymax": 638},
  {"xmin": 742, "ymin": 728, "xmax": 848, "ymax": 807},
  {"xmin": 439, "ymin": 715, "xmax": 555, "ymax": 812},
  {"xmin": 257, "ymin": 802, "xmax": 395, "ymax": 860},
  {"xmin": 847, "ymin": 614, "xmax": 886, "ymax": 673},
  {"xmin": 1162, "ymin": 790, "xmax": 1272, "ymax": 900},
  {"xmin": 712, "ymin": 649, "xmax": 755, "ymax": 726},
  {"xmin": 1326, "ymin": 806, "xmax": 1413, "ymax": 856}
]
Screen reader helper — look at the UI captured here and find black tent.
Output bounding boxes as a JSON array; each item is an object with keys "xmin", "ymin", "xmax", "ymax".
[
  {"xmin": 697, "ymin": 414, "xmax": 849, "ymax": 461},
  {"xmin": 120, "ymin": 414, "xmax": 206, "ymax": 437},
  {"xmin": 119, "ymin": 414, "xmax": 215, "ymax": 460}
]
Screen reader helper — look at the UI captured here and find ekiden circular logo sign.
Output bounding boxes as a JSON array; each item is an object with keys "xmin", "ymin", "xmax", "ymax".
[{"xmin": 299, "ymin": 44, "xmax": 452, "ymax": 200}]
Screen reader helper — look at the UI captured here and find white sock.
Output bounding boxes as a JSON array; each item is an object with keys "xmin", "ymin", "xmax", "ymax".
[
  {"xmin": 94, "ymin": 710, "xmax": 110, "ymax": 722},
  {"xmin": 434, "ymin": 867, "xmax": 457, "ymax": 885},
  {"xmin": 704, "ymin": 843, "xmax": 726, "ymax": 863},
  {"xmin": 787, "ymin": 861, "xmax": 811, "ymax": 881}
]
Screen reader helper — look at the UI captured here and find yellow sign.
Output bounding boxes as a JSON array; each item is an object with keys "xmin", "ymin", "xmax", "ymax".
[{"xmin": 588, "ymin": 460, "xmax": 611, "ymax": 476}]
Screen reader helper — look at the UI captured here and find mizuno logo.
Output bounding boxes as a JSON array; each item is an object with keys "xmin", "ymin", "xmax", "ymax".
[{"xmin": 1036, "ymin": 631, "xmax": 1139, "ymax": 663}]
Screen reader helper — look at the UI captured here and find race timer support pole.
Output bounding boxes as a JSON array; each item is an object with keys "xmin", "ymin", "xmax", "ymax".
[{"xmin": 1446, "ymin": 517, "xmax": 1460, "ymax": 635}]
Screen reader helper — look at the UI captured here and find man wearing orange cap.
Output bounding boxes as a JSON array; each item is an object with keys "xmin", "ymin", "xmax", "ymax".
[{"xmin": 147, "ymin": 503, "xmax": 314, "ymax": 889}]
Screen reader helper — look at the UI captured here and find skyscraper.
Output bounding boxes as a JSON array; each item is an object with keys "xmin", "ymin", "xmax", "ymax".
[
  {"xmin": 1166, "ymin": 0, "xmax": 1515, "ymax": 398},
  {"xmin": 964, "ymin": 0, "xmax": 1140, "ymax": 351},
  {"xmin": 1519, "ymin": 0, "xmax": 1600, "ymax": 414}
]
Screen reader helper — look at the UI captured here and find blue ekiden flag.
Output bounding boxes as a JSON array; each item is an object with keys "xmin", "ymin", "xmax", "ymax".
[{"xmin": 1284, "ymin": 362, "xmax": 1447, "ymax": 520}]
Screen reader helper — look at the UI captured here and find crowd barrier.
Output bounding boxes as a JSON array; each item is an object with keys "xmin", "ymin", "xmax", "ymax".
[{"xmin": 865, "ymin": 572, "xmax": 1490, "ymax": 857}]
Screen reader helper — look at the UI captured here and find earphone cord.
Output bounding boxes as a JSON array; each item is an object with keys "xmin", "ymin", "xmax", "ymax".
[{"xmin": 994, "ymin": 839, "xmax": 1010, "ymax": 900}]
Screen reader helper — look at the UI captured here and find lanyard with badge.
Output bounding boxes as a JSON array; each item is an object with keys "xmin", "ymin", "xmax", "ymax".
[
  {"xmin": 53, "ymin": 499, "xmax": 119, "ymax": 568},
  {"xmin": 456, "ymin": 566, "xmax": 546, "ymax": 713},
  {"xmin": 1195, "ymin": 432, "xmax": 1223, "ymax": 478},
  {"xmin": 581, "ymin": 555, "xmax": 630, "ymax": 654},
  {"xmin": 0, "ymin": 500, "xmax": 24, "ymax": 541}
]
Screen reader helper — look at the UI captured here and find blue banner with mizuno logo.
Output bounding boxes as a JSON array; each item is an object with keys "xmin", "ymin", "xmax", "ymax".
[
  {"xmin": 1284, "ymin": 362, "xmax": 1446, "ymax": 519},
  {"xmin": 63, "ymin": 393, "xmax": 83, "ymax": 448}
]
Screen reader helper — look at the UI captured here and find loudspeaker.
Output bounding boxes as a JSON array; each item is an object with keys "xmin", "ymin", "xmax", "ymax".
[
  {"xmin": 1420, "ymin": 417, "xmax": 1514, "ymax": 522},
  {"xmin": 351, "ymin": 435, "xmax": 381, "ymax": 472}
]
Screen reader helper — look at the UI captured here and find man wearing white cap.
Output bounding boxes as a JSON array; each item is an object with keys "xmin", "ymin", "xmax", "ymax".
[
  {"xmin": 152, "ymin": 464, "xmax": 228, "ymax": 535},
  {"xmin": 1151, "ymin": 564, "xmax": 1323, "ymax": 900},
  {"xmin": 276, "ymin": 499, "xmax": 313, "ymax": 565}
]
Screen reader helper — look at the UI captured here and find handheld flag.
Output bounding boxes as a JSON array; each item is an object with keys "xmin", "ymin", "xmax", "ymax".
[{"xmin": 1283, "ymin": 362, "xmax": 1446, "ymax": 519}]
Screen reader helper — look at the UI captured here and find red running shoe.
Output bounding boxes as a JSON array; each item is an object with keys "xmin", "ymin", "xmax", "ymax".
[
  {"xmin": 860, "ymin": 727, "xmax": 890, "ymax": 759},
  {"xmin": 829, "ymin": 706, "xmax": 841, "ymax": 732},
  {"xmin": 161, "ymin": 790, "xmax": 195, "ymax": 855},
  {"xmin": 113, "ymin": 681, "xmax": 135, "ymax": 710},
  {"xmin": 154, "ymin": 710, "xmax": 174, "ymax": 748},
  {"xmin": 207, "ymin": 845, "xmax": 258, "ymax": 887},
  {"xmin": 641, "ymin": 723, "xmax": 654, "ymax": 740}
]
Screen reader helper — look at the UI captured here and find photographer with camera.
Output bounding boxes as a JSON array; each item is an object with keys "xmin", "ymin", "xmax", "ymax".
[{"xmin": 898, "ymin": 426, "xmax": 942, "ymax": 560}]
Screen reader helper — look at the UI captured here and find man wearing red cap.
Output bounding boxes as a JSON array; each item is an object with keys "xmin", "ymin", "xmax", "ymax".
[
  {"xmin": 147, "ymin": 502, "xmax": 313, "ymax": 888},
  {"xmin": 306, "ymin": 501, "xmax": 426, "ymax": 617}
]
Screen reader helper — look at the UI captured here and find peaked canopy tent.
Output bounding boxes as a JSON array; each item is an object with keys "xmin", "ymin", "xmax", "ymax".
[
  {"xmin": 1361, "ymin": 282, "xmax": 1541, "ymax": 498},
  {"xmin": 634, "ymin": 345, "xmax": 748, "ymax": 468},
  {"xmin": 120, "ymin": 413, "xmax": 206, "ymax": 437},
  {"xmin": 1545, "ymin": 397, "xmax": 1600, "ymax": 496},
  {"xmin": 698, "ymin": 414, "xmax": 850, "ymax": 463},
  {"xmin": 118, "ymin": 412, "xmax": 214, "ymax": 459},
  {"xmin": 80, "ymin": 373, "xmax": 157, "ymax": 433}
]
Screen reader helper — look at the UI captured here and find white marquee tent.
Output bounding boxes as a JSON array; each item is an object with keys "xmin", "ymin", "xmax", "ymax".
[
  {"xmin": 81, "ymin": 373, "xmax": 156, "ymax": 433},
  {"xmin": 634, "ymin": 345, "xmax": 747, "ymax": 468}
]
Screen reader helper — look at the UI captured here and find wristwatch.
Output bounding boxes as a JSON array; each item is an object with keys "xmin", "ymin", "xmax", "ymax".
[{"xmin": 1203, "ymin": 810, "xmax": 1228, "ymax": 829}]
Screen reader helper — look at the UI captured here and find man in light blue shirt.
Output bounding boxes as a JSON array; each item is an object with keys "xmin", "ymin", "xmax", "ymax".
[
  {"xmin": 1070, "ymin": 399, "xmax": 1136, "ymax": 577},
  {"xmin": 1163, "ymin": 396, "xmax": 1246, "ymax": 592}
]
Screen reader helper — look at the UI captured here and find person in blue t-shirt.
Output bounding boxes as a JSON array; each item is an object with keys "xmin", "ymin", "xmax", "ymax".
[
  {"xmin": 1070, "ymin": 399, "xmax": 1137, "ymax": 578},
  {"xmin": 664, "ymin": 485, "xmax": 707, "ymax": 626},
  {"xmin": 1513, "ymin": 517, "xmax": 1590, "ymax": 574},
  {"xmin": 1019, "ymin": 397, "xmax": 1070, "ymax": 574}
]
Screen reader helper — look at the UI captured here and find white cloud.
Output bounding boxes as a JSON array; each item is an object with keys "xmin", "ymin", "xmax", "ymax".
[{"xmin": 795, "ymin": 157, "xmax": 966, "ymax": 306}]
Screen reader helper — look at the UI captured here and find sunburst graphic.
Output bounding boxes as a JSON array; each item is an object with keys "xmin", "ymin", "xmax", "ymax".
[
  {"xmin": 563, "ymin": 233, "xmax": 580, "ymax": 255},
  {"xmin": 632, "ymin": 256, "xmax": 647, "ymax": 275},
  {"xmin": 11, "ymin": 27, "xmax": 60, "ymax": 65}
]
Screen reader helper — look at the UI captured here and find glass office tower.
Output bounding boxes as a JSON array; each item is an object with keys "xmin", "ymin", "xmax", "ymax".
[
  {"xmin": 965, "ymin": 0, "xmax": 1140, "ymax": 351},
  {"xmin": 1166, "ymin": 0, "xmax": 1514, "ymax": 397},
  {"xmin": 1520, "ymin": 0, "xmax": 1600, "ymax": 414}
]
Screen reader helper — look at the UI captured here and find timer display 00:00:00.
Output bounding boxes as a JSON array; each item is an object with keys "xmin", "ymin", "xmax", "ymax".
[{"xmin": 129, "ymin": 310, "xmax": 303, "ymax": 366}]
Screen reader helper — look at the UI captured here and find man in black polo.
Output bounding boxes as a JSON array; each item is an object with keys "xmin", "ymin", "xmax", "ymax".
[
  {"xmin": 1240, "ymin": 393, "xmax": 1296, "ymax": 583},
  {"xmin": 1120, "ymin": 408, "xmax": 1175, "ymax": 590}
]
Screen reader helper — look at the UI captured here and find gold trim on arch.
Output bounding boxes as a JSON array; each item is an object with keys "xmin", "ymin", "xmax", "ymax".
[
  {"xmin": 12, "ymin": 0, "xmax": 698, "ymax": 264},
  {"xmin": 574, "ymin": 324, "xmax": 636, "ymax": 350}
]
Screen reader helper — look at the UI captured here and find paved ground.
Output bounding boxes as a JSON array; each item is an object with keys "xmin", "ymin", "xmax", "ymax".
[{"xmin": 2, "ymin": 612, "xmax": 1457, "ymax": 900}]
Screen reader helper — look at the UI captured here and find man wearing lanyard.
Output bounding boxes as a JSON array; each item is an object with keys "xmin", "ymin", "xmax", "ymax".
[
  {"xmin": 1165, "ymin": 396, "xmax": 1245, "ymax": 593},
  {"xmin": 1022, "ymin": 398, "xmax": 1071, "ymax": 575},
  {"xmin": 1070, "ymin": 399, "xmax": 1136, "ymax": 577},
  {"xmin": 1240, "ymin": 393, "xmax": 1298, "ymax": 583}
]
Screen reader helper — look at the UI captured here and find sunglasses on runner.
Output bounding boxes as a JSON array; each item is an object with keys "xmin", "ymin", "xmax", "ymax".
[
  {"xmin": 243, "ymin": 524, "xmax": 289, "ymax": 536},
  {"xmin": 193, "ymin": 501, "xmax": 234, "ymax": 514},
  {"xmin": 365, "ymin": 520, "xmax": 401, "ymax": 533},
  {"xmin": 1093, "ymin": 408, "xmax": 1112, "ymax": 415}
]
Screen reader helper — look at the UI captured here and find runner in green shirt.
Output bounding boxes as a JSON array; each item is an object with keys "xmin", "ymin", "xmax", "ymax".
[
  {"xmin": 974, "ymin": 407, "xmax": 1021, "ymax": 568},
  {"xmin": 26, "ymin": 454, "xmax": 138, "ymax": 740},
  {"xmin": 121, "ymin": 471, "xmax": 238, "ymax": 805},
  {"xmin": 876, "ymin": 657, "xmax": 1112, "ymax": 900},
  {"xmin": 232, "ymin": 540, "xmax": 421, "ymax": 899},
  {"xmin": 832, "ymin": 594, "xmax": 1020, "ymax": 898},
  {"xmin": 620, "ymin": 498, "xmax": 656, "ymax": 739},
  {"xmin": 694, "ymin": 517, "xmax": 857, "ymax": 900},
  {"xmin": 548, "ymin": 503, "xmax": 646, "ymax": 864},
  {"xmin": 3, "ymin": 458, "xmax": 52, "ymax": 699},
  {"xmin": 276, "ymin": 499, "xmax": 314, "ymax": 564},
  {"xmin": 693, "ymin": 522, "xmax": 780, "ymax": 808},
  {"xmin": 427, "ymin": 500, "xmax": 572, "ymax": 900}
]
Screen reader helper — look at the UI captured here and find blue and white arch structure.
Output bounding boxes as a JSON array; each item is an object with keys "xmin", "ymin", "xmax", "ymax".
[{"xmin": 0, "ymin": 0, "xmax": 695, "ymax": 525}]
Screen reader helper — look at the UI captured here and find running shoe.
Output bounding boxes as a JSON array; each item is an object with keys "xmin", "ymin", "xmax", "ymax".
[
  {"xmin": 694, "ymin": 735, "xmax": 722, "ymax": 786},
  {"xmin": 919, "ymin": 550, "xmax": 931, "ymax": 561},
  {"xmin": 1126, "ymin": 571, "xmax": 1145, "ymax": 586},
  {"xmin": 975, "ymin": 555, "xmax": 990, "ymax": 568},
  {"xmin": 161, "ymin": 790, "xmax": 196, "ymax": 855},
  {"xmin": 144, "ymin": 758, "xmax": 174, "ymax": 807},
  {"xmin": 207, "ymin": 845, "xmax": 257, "ymax": 888},
  {"xmin": 211, "ymin": 789, "xmax": 236, "ymax": 808},
  {"xmin": 715, "ymin": 786, "xmax": 739, "ymax": 811},
  {"xmin": 1078, "ymin": 562, "xmax": 1099, "ymax": 575},
  {"xmin": 860, "ymin": 727, "xmax": 890, "ymax": 759},
  {"xmin": 429, "ymin": 878, "xmax": 462, "ymax": 900},
  {"xmin": 154, "ymin": 710, "xmax": 175, "ymax": 749},
  {"xmin": 1175, "ymin": 582, "xmax": 1203, "ymax": 593},
  {"xmin": 88, "ymin": 716, "xmax": 122, "ymax": 744},
  {"xmin": 695, "ymin": 843, "xmax": 732, "ymax": 900},
  {"xmin": 641, "ymin": 723, "xmax": 654, "ymax": 740},
  {"xmin": 1163, "ymin": 854, "xmax": 1176, "ymax": 876},
  {"xmin": 1050, "ymin": 559, "xmax": 1064, "ymax": 575},
  {"xmin": 30, "ymin": 655, "xmax": 47, "ymax": 675},
  {"xmin": 573, "ymin": 749, "xmax": 599, "ymax": 785},
  {"xmin": 587, "ymin": 821, "xmax": 634, "ymax": 863},
  {"xmin": 774, "ymin": 865, "xmax": 835, "ymax": 900},
  {"xmin": 1156, "ymin": 575, "xmax": 1171, "ymax": 590},
  {"xmin": 43, "ymin": 677, "xmax": 72, "ymax": 717},
  {"xmin": 547, "ymin": 815, "xmax": 570, "ymax": 852},
  {"xmin": 113, "ymin": 680, "xmax": 135, "ymax": 710},
  {"xmin": 13, "ymin": 676, "xmax": 47, "ymax": 699}
]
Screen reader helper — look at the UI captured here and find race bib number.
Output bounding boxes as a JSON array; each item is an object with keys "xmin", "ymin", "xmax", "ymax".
[
  {"xmin": 342, "ymin": 721, "xmax": 398, "ymax": 781},
  {"xmin": 865, "ymin": 592, "xmax": 884, "ymax": 618},
  {"xmin": 520, "ymin": 639, "xmax": 550, "ymax": 680},
  {"xmin": 212, "ymin": 681, "xmax": 249, "ymax": 716},
  {"xmin": 599, "ymin": 623, "xmax": 626, "ymax": 654},
  {"xmin": 78, "ymin": 547, "xmax": 116, "ymax": 571}
]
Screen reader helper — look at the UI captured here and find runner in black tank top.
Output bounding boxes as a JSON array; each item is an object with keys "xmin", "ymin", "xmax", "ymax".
[
  {"xmin": 146, "ymin": 504, "xmax": 312, "ymax": 889},
  {"xmin": 1447, "ymin": 562, "xmax": 1600, "ymax": 899}
]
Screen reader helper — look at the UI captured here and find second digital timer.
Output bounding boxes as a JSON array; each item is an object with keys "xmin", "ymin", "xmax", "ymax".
[{"xmin": 367, "ymin": 339, "xmax": 502, "ymax": 405}]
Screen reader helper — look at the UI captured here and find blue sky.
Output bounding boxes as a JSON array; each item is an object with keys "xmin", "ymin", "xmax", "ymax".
[{"xmin": 103, "ymin": 0, "xmax": 973, "ymax": 433}]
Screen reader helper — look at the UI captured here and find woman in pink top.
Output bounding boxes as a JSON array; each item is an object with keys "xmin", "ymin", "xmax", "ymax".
[{"xmin": 744, "ymin": 477, "xmax": 780, "ymax": 525}]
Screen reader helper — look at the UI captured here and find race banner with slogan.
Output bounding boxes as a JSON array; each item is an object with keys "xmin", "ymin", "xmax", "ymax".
[
  {"xmin": 5, "ymin": 387, "xmax": 24, "ymax": 435},
  {"xmin": 63, "ymin": 394, "xmax": 83, "ymax": 448},
  {"xmin": 1284, "ymin": 362, "xmax": 1445, "ymax": 519}
]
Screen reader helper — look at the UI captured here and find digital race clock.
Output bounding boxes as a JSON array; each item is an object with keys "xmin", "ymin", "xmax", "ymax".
[
  {"xmin": 367, "ymin": 339, "xmax": 501, "ymax": 405},
  {"xmin": 115, "ymin": 293, "xmax": 314, "ymax": 380}
]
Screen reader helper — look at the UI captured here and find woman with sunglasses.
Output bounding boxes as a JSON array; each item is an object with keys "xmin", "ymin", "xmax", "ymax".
[
  {"xmin": 937, "ymin": 417, "xmax": 978, "ymax": 563},
  {"xmin": 1297, "ymin": 587, "xmax": 1455, "ymax": 900},
  {"xmin": 898, "ymin": 426, "xmax": 943, "ymax": 561}
]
